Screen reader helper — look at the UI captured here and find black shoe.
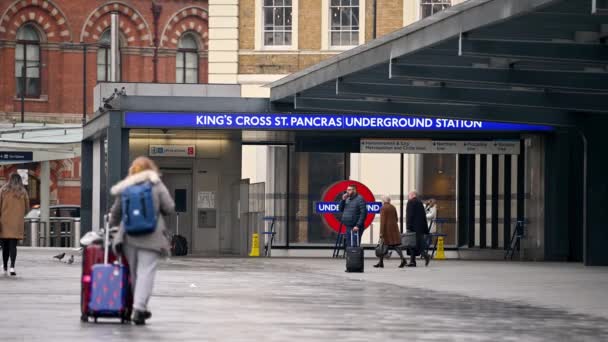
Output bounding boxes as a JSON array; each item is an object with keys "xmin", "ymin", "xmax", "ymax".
[
  {"xmin": 144, "ymin": 311, "xmax": 152, "ymax": 320},
  {"xmin": 424, "ymin": 254, "xmax": 431, "ymax": 267},
  {"xmin": 407, "ymin": 263, "xmax": 417, "ymax": 267},
  {"xmin": 373, "ymin": 263, "xmax": 384, "ymax": 268},
  {"xmin": 399, "ymin": 260, "xmax": 407, "ymax": 268},
  {"xmin": 9, "ymin": 268, "xmax": 16, "ymax": 276},
  {"xmin": 132, "ymin": 310, "xmax": 147, "ymax": 325}
]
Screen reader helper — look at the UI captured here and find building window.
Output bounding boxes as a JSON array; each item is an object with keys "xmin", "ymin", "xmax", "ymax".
[
  {"xmin": 15, "ymin": 25, "xmax": 41, "ymax": 98},
  {"xmin": 420, "ymin": 0, "xmax": 451, "ymax": 19},
  {"xmin": 330, "ymin": 0, "xmax": 360, "ymax": 47},
  {"xmin": 176, "ymin": 34, "xmax": 199, "ymax": 84},
  {"xmin": 97, "ymin": 30, "xmax": 121, "ymax": 82},
  {"xmin": 263, "ymin": 0, "xmax": 292, "ymax": 46}
]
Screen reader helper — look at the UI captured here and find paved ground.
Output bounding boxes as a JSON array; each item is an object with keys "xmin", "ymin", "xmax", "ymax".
[{"xmin": 1, "ymin": 249, "xmax": 608, "ymax": 341}]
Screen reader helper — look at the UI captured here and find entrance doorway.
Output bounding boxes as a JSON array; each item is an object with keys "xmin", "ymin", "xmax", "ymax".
[{"xmin": 161, "ymin": 171, "xmax": 193, "ymax": 253}]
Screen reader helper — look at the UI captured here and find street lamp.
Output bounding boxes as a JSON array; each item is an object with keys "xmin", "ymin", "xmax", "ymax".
[{"xmin": 20, "ymin": 63, "xmax": 42, "ymax": 123}]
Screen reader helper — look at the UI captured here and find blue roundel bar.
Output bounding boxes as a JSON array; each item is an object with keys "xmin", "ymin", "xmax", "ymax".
[
  {"xmin": 315, "ymin": 202, "xmax": 383, "ymax": 214},
  {"xmin": 124, "ymin": 112, "xmax": 555, "ymax": 132}
]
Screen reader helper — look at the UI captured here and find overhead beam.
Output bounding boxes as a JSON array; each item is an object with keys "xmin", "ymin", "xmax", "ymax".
[
  {"xmin": 293, "ymin": 96, "xmax": 577, "ymax": 127},
  {"xmin": 336, "ymin": 81, "xmax": 608, "ymax": 113},
  {"xmin": 459, "ymin": 38, "xmax": 608, "ymax": 63},
  {"xmin": 374, "ymin": 64, "xmax": 608, "ymax": 92}
]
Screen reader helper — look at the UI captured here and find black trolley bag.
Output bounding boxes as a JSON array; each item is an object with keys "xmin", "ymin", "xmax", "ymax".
[{"xmin": 345, "ymin": 231, "xmax": 364, "ymax": 273}]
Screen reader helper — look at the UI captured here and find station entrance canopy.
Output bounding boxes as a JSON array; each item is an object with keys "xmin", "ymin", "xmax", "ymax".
[
  {"xmin": 268, "ymin": 0, "xmax": 608, "ymax": 126},
  {"xmin": 0, "ymin": 123, "xmax": 82, "ymax": 165}
]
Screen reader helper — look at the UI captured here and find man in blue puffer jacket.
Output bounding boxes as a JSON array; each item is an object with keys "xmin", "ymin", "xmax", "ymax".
[{"xmin": 338, "ymin": 184, "xmax": 368, "ymax": 247}]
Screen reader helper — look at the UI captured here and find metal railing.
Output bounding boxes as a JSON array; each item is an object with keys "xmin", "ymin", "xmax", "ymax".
[{"xmin": 22, "ymin": 218, "xmax": 81, "ymax": 248}]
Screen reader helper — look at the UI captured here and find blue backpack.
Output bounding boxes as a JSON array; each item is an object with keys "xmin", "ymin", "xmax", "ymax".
[{"xmin": 121, "ymin": 182, "xmax": 157, "ymax": 235}]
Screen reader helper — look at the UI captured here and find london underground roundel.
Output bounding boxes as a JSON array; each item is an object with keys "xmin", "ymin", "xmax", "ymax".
[{"xmin": 316, "ymin": 180, "xmax": 381, "ymax": 233}]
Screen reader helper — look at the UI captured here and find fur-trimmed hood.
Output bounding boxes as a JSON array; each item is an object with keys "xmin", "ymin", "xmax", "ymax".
[{"xmin": 111, "ymin": 170, "xmax": 161, "ymax": 195}]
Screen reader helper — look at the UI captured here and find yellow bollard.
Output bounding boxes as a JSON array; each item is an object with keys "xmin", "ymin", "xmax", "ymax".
[
  {"xmin": 435, "ymin": 236, "xmax": 446, "ymax": 260},
  {"xmin": 249, "ymin": 233, "xmax": 260, "ymax": 257}
]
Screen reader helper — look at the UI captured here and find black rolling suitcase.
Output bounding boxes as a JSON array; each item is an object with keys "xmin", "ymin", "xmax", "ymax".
[{"xmin": 345, "ymin": 231, "xmax": 364, "ymax": 273}]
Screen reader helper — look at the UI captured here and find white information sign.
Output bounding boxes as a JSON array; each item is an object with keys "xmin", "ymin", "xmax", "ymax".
[
  {"xmin": 197, "ymin": 191, "xmax": 216, "ymax": 209},
  {"xmin": 149, "ymin": 145, "xmax": 195, "ymax": 158},
  {"xmin": 360, "ymin": 139, "xmax": 520, "ymax": 155}
]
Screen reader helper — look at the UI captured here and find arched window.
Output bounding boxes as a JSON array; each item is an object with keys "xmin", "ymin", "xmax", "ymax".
[
  {"xmin": 176, "ymin": 34, "xmax": 199, "ymax": 84},
  {"xmin": 15, "ymin": 25, "xmax": 41, "ymax": 97},
  {"xmin": 97, "ymin": 30, "xmax": 121, "ymax": 82}
]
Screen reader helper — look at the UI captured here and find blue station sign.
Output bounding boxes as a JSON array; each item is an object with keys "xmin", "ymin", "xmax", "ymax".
[
  {"xmin": 0, "ymin": 151, "xmax": 33, "ymax": 162},
  {"xmin": 124, "ymin": 112, "xmax": 554, "ymax": 132}
]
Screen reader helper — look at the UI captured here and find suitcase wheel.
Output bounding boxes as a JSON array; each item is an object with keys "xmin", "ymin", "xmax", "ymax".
[{"xmin": 80, "ymin": 314, "xmax": 88, "ymax": 323}]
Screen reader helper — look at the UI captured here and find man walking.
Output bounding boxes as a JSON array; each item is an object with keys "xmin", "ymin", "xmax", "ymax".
[
  {"xmin": 339, "ymin": 184, "xmax": 368, "ymax": 247},
  {"xmin": 406, "ymin": 191, "xmax": 430, "ymax": 267}
]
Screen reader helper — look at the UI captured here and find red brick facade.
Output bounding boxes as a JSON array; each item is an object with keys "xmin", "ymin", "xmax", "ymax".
[{"xmin": 0, "ymin": 0, "xmax": 210, "ymax": 206}]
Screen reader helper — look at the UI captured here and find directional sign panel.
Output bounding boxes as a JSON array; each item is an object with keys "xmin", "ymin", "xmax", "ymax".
[
  {"xmin": 0, "ymin": 151, "xmax": 33, "ymax": 162},
  {"xmin": 360, "ymin": 140, "xmax": 520, "ymax": 155}
]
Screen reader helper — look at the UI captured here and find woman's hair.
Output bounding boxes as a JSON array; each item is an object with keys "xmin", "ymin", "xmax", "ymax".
[
  {"xmin": 128, "ymin": 156, "xmax": 159, "ymax": 176},
  {"xmin": 1, "ymin": 173, "xmax": 27, "ymax": 197}
]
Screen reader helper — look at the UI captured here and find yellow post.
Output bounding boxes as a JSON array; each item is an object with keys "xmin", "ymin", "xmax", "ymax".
[
  {"xmin": 249, "ymin": 233, "xmax": 260, "ymax": 257},
  {"xmin": 435, "ymin": 236, "xmax": 446, "ymax": 260}
]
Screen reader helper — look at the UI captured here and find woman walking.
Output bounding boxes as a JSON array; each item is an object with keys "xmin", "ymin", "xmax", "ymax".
[
  {"xmin": 0, "ymin": 173, "xmax": 29, "ymax": 276},
  {"xmin": 425, "ymin": 198, "xmax": 437, "ymax": 233},
  {"xmin": 374, "ymin": 196, "xmax": 407, "ymax": 269},
  {"xmin": 110, "ymin": 156, "xmax": 175, "ymax": 325}
]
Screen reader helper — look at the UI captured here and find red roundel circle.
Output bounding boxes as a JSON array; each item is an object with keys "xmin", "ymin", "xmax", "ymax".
[{"xmin": 321, "ymin": 180, "xmax": 376, "ymax": 233}]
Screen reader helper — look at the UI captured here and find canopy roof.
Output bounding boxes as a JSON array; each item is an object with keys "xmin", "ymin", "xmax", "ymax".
[
  {"xmin": 0, "ymin": 123, "xmax": 82, "ymax": 164},
  {"xmin": 269, "ymin": 0, "xmax": 608, "ymax": 127}
]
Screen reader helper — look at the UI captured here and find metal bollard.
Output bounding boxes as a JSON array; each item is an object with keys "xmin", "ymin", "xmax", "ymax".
[
  {"xmin": 29, "ymin": 219, "xmax": 39, "ymax": 247},
  {"xmin": 73, "ymin": 218, "xmax": 81, "ymax": 248}
]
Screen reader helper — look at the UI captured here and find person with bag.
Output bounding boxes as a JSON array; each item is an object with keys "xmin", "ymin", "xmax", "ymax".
[
  {"xmin": 405, "ymin": 191, "xmax": 430, "ymax": 267},
  {"xmin": 110, "ymin": 157, "xmax": 175, "ymax": 325},
  {"xmin": 425, "ymin": 198, "xmax": 438, "ymax": 233},
  {"xmin": 338, "ymin": 184, "xmax": 367, "ymax": 248},
  {"xmin": 374, "ymin": 196, "xmax": 406, "ymax": 269},
  {"xmin": 0, "ymin": 173, "xmax": 29, "ymax": 276}
]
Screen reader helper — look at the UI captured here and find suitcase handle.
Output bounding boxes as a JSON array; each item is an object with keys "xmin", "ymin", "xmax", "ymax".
[{"xmin": 350, "ymin": 230, "xmax": 359, "ymax": 247}]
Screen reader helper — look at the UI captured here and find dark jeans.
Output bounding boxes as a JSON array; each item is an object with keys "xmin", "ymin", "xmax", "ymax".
[
  {"xmin": 1, "ymin": 238, "xmax": 18, "ymax": 269},
  {"xmin": 344, "ymin": 226, "xmax": 362, "ymax": 247}
]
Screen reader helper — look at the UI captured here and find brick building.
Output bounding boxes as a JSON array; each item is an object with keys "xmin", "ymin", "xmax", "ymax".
[{"xmin": 0, "ymin": 0, "xmax": 459, "ymax": 206}]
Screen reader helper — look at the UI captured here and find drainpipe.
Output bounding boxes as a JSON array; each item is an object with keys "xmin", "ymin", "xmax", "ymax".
[{"xmin": 152, "ymin": 1, "xmax": 162, "ymax": 83}]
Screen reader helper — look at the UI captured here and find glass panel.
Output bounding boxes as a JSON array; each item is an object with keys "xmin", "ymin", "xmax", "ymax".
[
  {"xmin": 264, "ymin": 7, "xmax": 274, "ymax": 28},
  {"xmin": 285, "ymin": 0, "xmax": 292, "ymax": 5},
  {"xmin": 185, "ymin": 52, "xmax": 197, "ymax": 68},
  {"xmin": 341, "ymin": 0, "xmax": 350, "ymax": 6},
  {"xmin": 331, "ymin": 32, "xmax": 340, "ymax": 46},
  {"xmin": 285, "ymin": 32, "xmax": 292, "ymax": 45},
  {"xmin": 331, "ymin": 8, "xmax": 341, "ymax": 30},
  {"xmin": 17, "ymin": 25, "xmax": 39, "ymax": 41},
  {"xmin": 264, "ymin": 32, "xmax": 274, "ymax": 45},
  {"xmin": 27, "ymin": 77, "xmax": 40, "ymax": 96},
  {"xmin": 97, "ymin": 48, "xmax": 106, "ymax": 64},
  {"xmin": 26, "ymin": 66, "xmax": 39, "ymax": 78},
  {"xmin": 15, "ymin": 44, "xmax": 24, "ymax": 61},
  {"xmin": 15, "ymin": 61, "xmax": 24, "ymax": 77},
  {"xmin": 97, "ymin": 65, "xmax": 106, "ymax": 81},
  {"xmin": 341, "ymin": 7, "xmax": 351, "ymax": 28},
  {"xmin": 178, "ymin": 35, "xmax": 197, "ymax": 49},
  {"xmin": 185, "ymin": 68, "xmax": 197, "ymax": 84},
  {"xmin": 15, "ymin": 77, "xmax": 24, "ymax": 96},
  {"xmin": 351, "ymin": 6, "xmax": 360, "ymax": 27},
  {"xmin": 274, "ymin": 32, "xmax": 283, "ymax": 45},
  {"xmin": 264, "ymin": 0, "xmax": 273, "ymax": 5},
  {"xmin": 352, "ymin": 0, "xmax": 359, "ymax": 5},
  {"xmin": 99, "ymin": 30, "xmax": 111, "ymax": 45},
  {"xmin": 331, "ymin": 0, "xmax": 340, "ymax": 6},
  {"xmin": 285, "ymin": 8, "xmax": 292, "ymax": 27},
  {"xmin": 176, "ymin": 52, "xmax": 184, "ymax": 67},
  {"xmin": 176, "ymin": 69, "xmax": 184, "ymax": 83},
  {"xmin": 26, "ymin": 45, "xmax": 39, "ymax": 62}
]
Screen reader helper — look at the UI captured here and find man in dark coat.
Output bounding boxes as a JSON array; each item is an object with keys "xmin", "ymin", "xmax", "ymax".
[
  {"xmin": 406, "ymin": 191, "xmax": 430, "ymax": 267},
  {"xmin": 338, "ymin": 184, "xmax": 367, "ymax": 247}
]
